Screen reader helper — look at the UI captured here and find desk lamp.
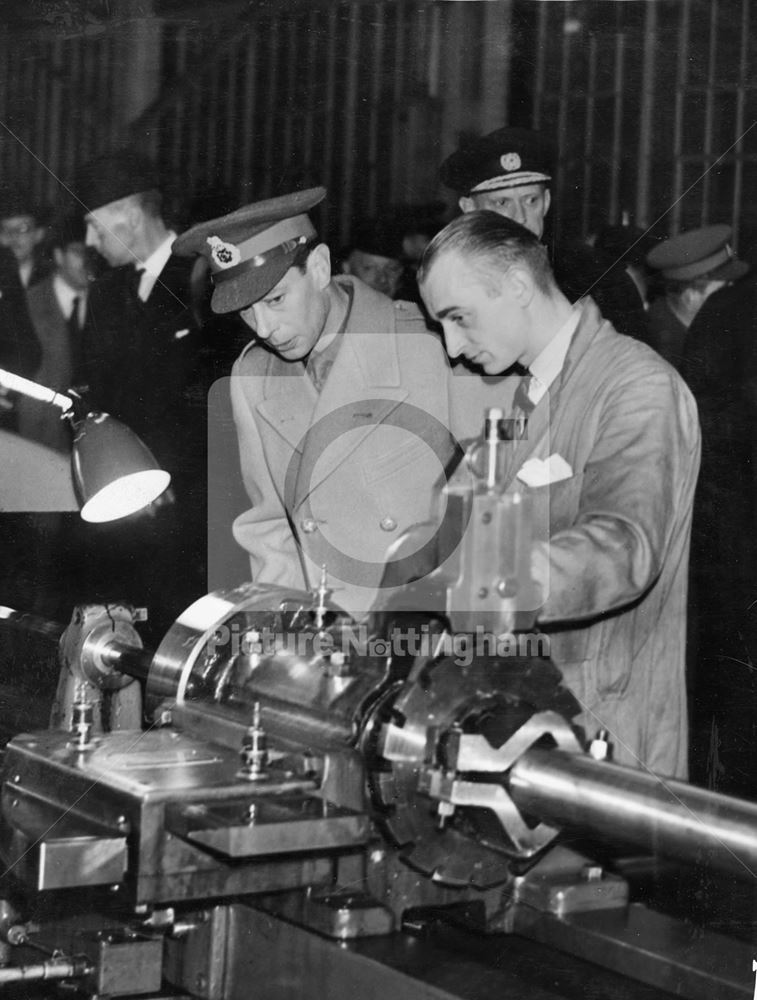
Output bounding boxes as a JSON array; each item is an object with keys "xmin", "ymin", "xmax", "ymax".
[{"xmin": 0, "ymin": 367, "xmax": 170, "ymax": 522}]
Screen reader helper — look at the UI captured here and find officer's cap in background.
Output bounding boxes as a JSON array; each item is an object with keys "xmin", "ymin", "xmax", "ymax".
[
  {"xmin": 440, "ymin": 126, "xmax": 553, "ymax": 197},
  {"xmin": 646, "ymin": 224, "xmax": 749, "ymax": 283},
  {"xmin": 173, "ymin": 187, "xmax": 326, "ymax": 313},
  {"xmin": 74, "ymin": 150, "xmax": 161, "ymax": 214}
]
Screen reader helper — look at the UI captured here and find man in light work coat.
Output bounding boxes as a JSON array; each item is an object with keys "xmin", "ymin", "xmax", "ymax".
[
  {"xmin": 418, "ymin": 211, "xmax": 700, "ymax": 778},
  {"xmin": 174, "ymin": 188, "xmax": 492, "ymax": 617}
]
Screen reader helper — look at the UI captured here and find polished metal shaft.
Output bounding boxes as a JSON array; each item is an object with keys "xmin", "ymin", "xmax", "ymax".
[
  {"xmin": 0, "ymin": 956, "xmax": 91, "ymax": 983},
  {"xmin": 509, "ymin": 747, "xmax": 757, "ymax": 879},
  {"xmin": 0, "ymin": 606, "xmax": 152, "ymax": 681}
]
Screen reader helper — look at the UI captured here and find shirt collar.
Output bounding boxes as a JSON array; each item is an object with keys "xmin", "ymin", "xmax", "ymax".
[
  {"xmin": 311, "ymin": 280, "xmax": 354, "ymax": 356},
  {"xmin": 527, "ymin": 304, "xmax": 582, "ymax": 404},
  {"xmin": 53, "ymin": 272, "xmax": 85, "ymax": 318},
  {"xmin": 138, "ymin": 231, "xmax": 176, "ymax": 278},
  {"xmin": 18, "ymin": 261, "xmax": 33, "ymax": 288}
]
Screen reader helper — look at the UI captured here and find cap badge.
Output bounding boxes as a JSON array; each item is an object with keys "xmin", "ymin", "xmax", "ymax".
[
  {"xmin": 500, "ymin": 152, "xmax": 522, "ymax": 172},
  {"xmin": 207, "ymin": 235, "xmax": 241, "ymax": 269}
]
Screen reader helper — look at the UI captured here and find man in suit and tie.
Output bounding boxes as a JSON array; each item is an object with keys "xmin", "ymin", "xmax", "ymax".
[
  {"xmin": 70, "ymin": 151, "xmax": 207, "ymax": 641},
  {"xmin": 418, "ymin": 210, "xmax": 700, "ymax": 778},
  {"xmin": 0, "ymin": 189, "xmax": 52, "ymax": 291},
  {"xmin": 173, "ymin": 188, "xmax": 494, "ymax": 618},
  {"xmin": 74, "ymin": 151, "xmax": 203, "ymax": 471},
  {"xmin": 17, "ymin": 214, "xmax": 91, "ymax": 452}
]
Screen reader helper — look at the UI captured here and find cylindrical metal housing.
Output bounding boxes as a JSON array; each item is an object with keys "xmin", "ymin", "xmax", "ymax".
[{"xmin": 509, "ymin": 748, "xmax": 757, "ymax": 879}]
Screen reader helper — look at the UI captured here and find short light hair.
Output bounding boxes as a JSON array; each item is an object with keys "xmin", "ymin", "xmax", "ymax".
[{"xmin": 418, "ymin": 210, "xmax": 555, "ymax": 295}]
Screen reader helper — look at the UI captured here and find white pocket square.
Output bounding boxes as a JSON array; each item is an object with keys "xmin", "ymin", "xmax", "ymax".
[
  {"xmin": 173, "ymin": 328, "xmax": 191, "ymax": 340},
  {"xmin": 517, "ymin": 454, "xmax": 573, "ymax": 488}
]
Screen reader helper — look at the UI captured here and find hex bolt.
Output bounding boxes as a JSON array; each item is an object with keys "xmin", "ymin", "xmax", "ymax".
[{"xmin": 239, "ymin": 702, "xmax": 269, "ymax": 781}]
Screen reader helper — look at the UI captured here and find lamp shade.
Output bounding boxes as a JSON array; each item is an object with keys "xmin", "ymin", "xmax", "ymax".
[{"xmin": 71, "ymin": 413, "xmax": 171, "ymax": 523}]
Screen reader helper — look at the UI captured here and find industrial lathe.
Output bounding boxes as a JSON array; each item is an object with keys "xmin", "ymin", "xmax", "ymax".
[{"xmin": 0, "ymin": 412, "xmax": 755, "ymax": 999}]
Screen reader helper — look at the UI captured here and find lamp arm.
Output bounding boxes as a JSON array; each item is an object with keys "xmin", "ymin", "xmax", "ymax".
[{"xmin": 0, "ymin": 367, "xmax": 74, "ymax": 413}]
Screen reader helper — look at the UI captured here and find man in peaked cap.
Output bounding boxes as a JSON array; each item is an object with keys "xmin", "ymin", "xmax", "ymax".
[
  {"xmin": 646, "ymin": 223, "xmax": 748, "ymax": 370},
  {"xmin": 440, "ymin": 126, "xmax": 648, "ymax": 340},
  {"xmin": 70, "ymin": 148, "xmax": 207, "ymax": 641},
  {"xmin": 646, "ymin": 225, "xmax": 756, "ymax": 792},
  {"xmin": 441, "ymin": 126, "xmax": 554, "ymax": 238},
  {"xmin": 173, "ymin": 187, "xmax": 495, "ymax": 618}
]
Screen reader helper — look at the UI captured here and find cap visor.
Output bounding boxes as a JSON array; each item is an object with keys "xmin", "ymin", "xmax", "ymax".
[
  {"xmin": 708, "ymin": 258, "xmax": 750, "ymax": 283},
  {"xmin": 211, "ymin": 256, "xmax": 294, "ymax": 313}
]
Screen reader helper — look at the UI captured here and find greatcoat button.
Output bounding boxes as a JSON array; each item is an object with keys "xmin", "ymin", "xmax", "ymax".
[
  {"xmin": 379, "ymin": 516, "xmax": 397, "ymax": 532},
  {"xmin": 301, "ymin": 518, "xmax": 318, "ymax": 534}
]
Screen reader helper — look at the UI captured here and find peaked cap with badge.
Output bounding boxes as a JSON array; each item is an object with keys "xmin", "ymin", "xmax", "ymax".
[
  {"xmin": 646, "ymin": 224, "xmax": 749, "ymax": 284},
  {"xmin": 440, "ymin": 126, "xmax": 554, "ymax": 196},
  {"xmin": 173, "ymin": 187, "xmax": 326, "ymax": 314}
]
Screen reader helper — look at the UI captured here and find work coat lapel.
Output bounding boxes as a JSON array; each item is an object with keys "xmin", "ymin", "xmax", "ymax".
[
  {"xmin": 503, "ymin": 298, "xmax": 602, "ymax": 487},
  {"xmin": 502, "ymin": 397, "xmax": 552, "ymax": 486}
]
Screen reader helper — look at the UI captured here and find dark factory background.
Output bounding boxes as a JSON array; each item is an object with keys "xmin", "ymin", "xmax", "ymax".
[
  {"xmin": 0, "ymin": 0, "xmax": 756, "ymax": 797},
  {"xmin": 1, "ymin": 0, "xmax": 756, "ymax": 250}
]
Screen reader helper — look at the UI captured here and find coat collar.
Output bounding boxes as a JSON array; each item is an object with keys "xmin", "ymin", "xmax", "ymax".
[{"xmin": 252, "ymin": 278, "xmax": 410, "ymax": 505}]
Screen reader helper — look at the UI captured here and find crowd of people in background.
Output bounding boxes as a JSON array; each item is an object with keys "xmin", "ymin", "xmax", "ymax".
[{"xmin": 0, "ymin": 124, "xmax": 756, "ymax": 794}]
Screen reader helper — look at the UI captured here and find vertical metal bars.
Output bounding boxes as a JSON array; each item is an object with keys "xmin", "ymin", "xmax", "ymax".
[
  {"xmin": 671, "ymin": 0, "xmax": 691, "ymax": 235},
  {"xmin": 608, "ymin": 31, "xmax": 626, "ymax": 226},
  {"xmin": 554, "ymin": 5, "xmax": 573, "ymax": 236},
  {"xmin": 532, "ymin": 2, "xmax": 548, "ymax": 129},
  {"xmin": 240, "ymin": 27, "xmax": 259, "ymax": 200},
  {"xmin": 366, "ymin": 2, "xmax": 386, "ymax": 216},
  {"xmin": 700, "ymin": 0, "xmax": 720, "ymax": 225},
  {"xmin": 45, "ymin": 38, "xmax": 65, "ymax": 205},
  {"xmin": 261, "ymin": 17, "xmax": 280, "ymax": 197},
  {"xmin": 281, "ymin": 15, "xmax": 299, "ymax": 176},
  {"xmin": 31, "ymin": 47, "xmax": 48, "ymax": 205},
  {"xmin": 635, "ymin": 0, "xmax": 657, "ymax": 230},
  {"xmin": 3, "ymin": 0, "xmax": 753, "ymax": 252},
  {"xmin": 321, "ymin": 4, "xmax": 339, "ymax": 240},
  {"xmin": 171, "ymin": 26, "xmax": 188, "ymax": 189},
  {"xmin": 388, "ymin": 1, "xmax": 407, "ymax": 205},
  {"xmin": 731, "ymin": 0, "xmax": 750, "ymax": 248},
  {"xmin": 223, "ymin": 35, "xmax": 241, "ymax": 189},
  {"xmin": 581, "ymin": 34, "xmax": 598, "ymax": 239},
  {"xmin": 339, "ymin": 4, "xmax": 362, "ymax": 246},
  {"xmin": 301, "ymin": 7, "xmax": 320, "ymax": 185}
]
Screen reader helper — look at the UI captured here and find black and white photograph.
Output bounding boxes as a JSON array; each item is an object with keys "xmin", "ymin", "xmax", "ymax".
[{"xmin": 0, "ymin": 1, "xmax": 756, "ymax": 997}]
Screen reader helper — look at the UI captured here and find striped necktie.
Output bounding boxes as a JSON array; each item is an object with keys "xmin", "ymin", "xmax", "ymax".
[{"xmin": 511, "ymin": 373, "xmax": 535, "ymax": 440}]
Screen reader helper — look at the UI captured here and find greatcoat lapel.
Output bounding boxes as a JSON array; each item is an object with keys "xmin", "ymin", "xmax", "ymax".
[
  {"xmin": 246, "ymin": 287, "xmax": 414, "ymax": 512},
  {"xmin": 293, "ymin": 328, "xmax": 410, "ymax": 508},
  {"xmin": 254, "ymin": 349, "xmax": 318, "ymax": 453}
]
